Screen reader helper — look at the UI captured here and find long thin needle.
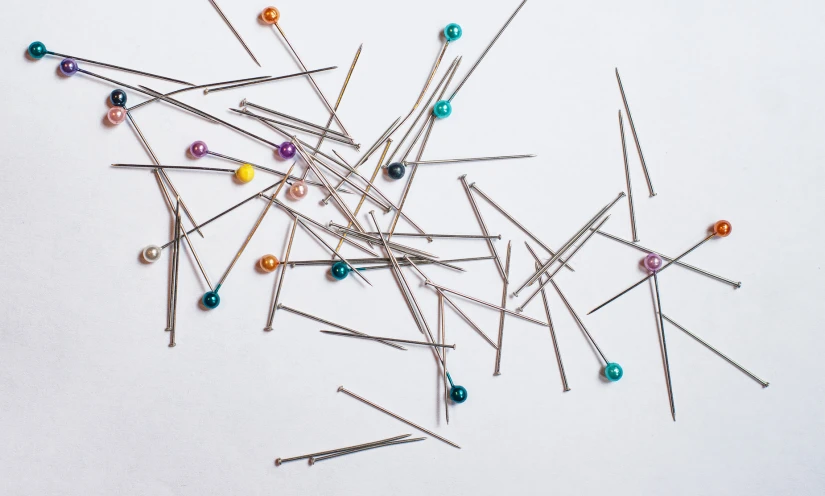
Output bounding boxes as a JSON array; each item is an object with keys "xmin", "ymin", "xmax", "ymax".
[
  {"xmin": 209, "ymin": 0, "xmax": 261, "ymax": 66},
  {"xmin": 653, "ymin": 272, "xmax": 676, "ymax": 421},
  {"xmin": 616, "ymin": 68, "xmax": 656, "ymax": 197}
]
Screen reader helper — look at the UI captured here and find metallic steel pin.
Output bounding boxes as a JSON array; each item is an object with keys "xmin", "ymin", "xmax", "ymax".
[
  {"xmin": 29, "ymin": 41, "xmax": 193, "ymax": 85},
  {"xmin": 649, "ymin": 258, "xmax": 676, "ymax": 421},
  {"xmin": 275, "ymin": 434, "xmax": 411, "ymax": 466},
  {"xmin": 468, "ymin": 182, "xmax": 574, "ymax": 272},
  {"xmin": 525, "ymin": 244, "xmax": 570, "ymax": 391},
  {"xmin": 661, "ymin": 314, "xmax": 769, "ymax": 388},
  {"xmin": 127, "ymin": 76, "xmax": 271, "ymax": 112},
  {"xmin": 231, "ymin": 108, "xmax": 356, "ymax": 146},
  {"xmin": 337, "ymin": 386, "xmax": 460, "ymax": 449},
  {"xmin": 616, "ymin": 68, "xmax": 656, "ymax": 197},
  {"xmin": 288, "ymin": 256, "xmax": 494, "ymax": 268},
  {"xmin": 551, "ymin": 280, "xmax": 623, "ymax": 382},
  {"xmin": 619, "ymin": 110, "xmax": 640, "ymax": 241},
  {"xmin": 590, "ymin": 229, "xmax": 741, "ymax": 289},
  {"xmin": 587, "ymin": 220, "xmax": 733, "ymax": 315},
  {"xmin": 447, "ymin": 0, "xmax": 528, "ymax": 102},
  {"xmin": 309, "ymin": 437, "xmax": 426, "ymax": 465},
  {"xmin": 320, "ymin": 330, "xmax": 455, "ymax": 349},
  {"xmin": 114, "ymin": 163, "xmax": 236, "ymax": 174},
  {"xmin": 460, "ymin": 175, "xmax": 508, "ymax": 282},
  {"xmin": 204, "ymin": 67, "xmax": 337, "ymax": 93},
  {"xmin": 260, "ymin": 7, "xmax": 352, "ymax": 138},
  {"xmin": 516, "ymin": 216, "xmax": 611, "ymax": 313},
  {"xmin": 514, "ymin": 192, "xmax": 626, "ymax": 296},
  {"xmin": 168, "ymin": 199, "xmax": 182, "ymax": 347},
  {"xmin": 493, "ymin": 241, "xmax": 512, "ymax": 375},
  {"xmin": 402, "ymin": 154, "xmax": 535, "ymax": 166},
  {"xmin": 263, "ymin": 217, "xmax": 299, "ymax": 330},
  {"xmin": 241, "ymin": 99, "xmax": 352, "ymax": 142},
  {"xmin": 277, "ymin": 305, "xmax": 404, "ymax": 350},
  {"xmin": 424, "ymin": 280, "xmax": 548, "ymax": 327},
  {"xmin": 439, "ymin": 292, "xmax": 449, "ymax": 424},
  {"xmin": 404, "ymin": 256, "xmax": 497, "ymax": 349},
  {"xmin": 209, "ymin": 0, "xmax": 261, "ymax": 66}
]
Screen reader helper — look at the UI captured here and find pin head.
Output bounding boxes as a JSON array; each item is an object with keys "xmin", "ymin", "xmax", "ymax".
[
  {"xmin": 202, "ymin": 291, "xmax": 220, "ymax": 309},
  {"xmin": 713, "ymin": 220, "xmax": 732, "ymax": 237},
  {"xmin": 189, "ymin": 141, "xmax": 208, "ymax": 158},
  {"xmin": 235, "ymin": 164, "xmax": 255, "ymax": 183},
  {"xmin": 433, "ymin": 100, "xmax": 452, "ymax": 119},
  {"xmin": 142, "ymin": 245, "xmax": 161, "ymax": 263},
  {"xmin": 643, "ymin": 253, "xmax": 663, "ymax": 273},
  {"xmin": 110, "ymin": 89, "xmax": 127, "ymax": 107},
  {"xmin": 278, "ymin": 141, "xmax": 296, "ymax": 159},
  {"xmin": 259, "ymin": 254, "xmax": 279, "ymax": 272},
  {"xmin": 261, "ymin": 6, "xmax": 280, "ymax": 24},
  {"xmin": 330, "ymin": 261, "xmax": 351, "ymax": 280},
  {"xmin": 287, "ymin": 180, "xmax": 308, "ymax": 200},
  {"xmin": 387, "ymin": 162, "xmax": 406, "ymax": 180},
  {"xmin": 59, "ymin": 58, "xmax": 78, "ymax": 76},
  {"xmin": 28, "ymin": 41, "xmax": 47, "ymax": 59},
  {"xmin": 604, "ymin": 362, "xmax": 623, "ymax": 381},
  {"xmin": 107, "ymin": 107, "xmax": 127, "ymax": 125},
  {"xmin": 450, "ymin": 384, "xmax": 468, "ymax": 403},
  {"xmin": 444, "ymin": 23, "xmax": 463, "ymax": 42}
]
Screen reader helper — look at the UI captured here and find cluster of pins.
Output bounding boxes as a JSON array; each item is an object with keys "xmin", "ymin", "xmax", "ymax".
[{"xmin": 27, "ymin": 0, "xmax": 767, "ymax": 465}]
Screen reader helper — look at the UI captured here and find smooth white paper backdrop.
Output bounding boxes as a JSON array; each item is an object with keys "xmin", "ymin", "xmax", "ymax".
[{"xmin": 1, "ymin": 1, "xmax": 823, "ymax": 494}]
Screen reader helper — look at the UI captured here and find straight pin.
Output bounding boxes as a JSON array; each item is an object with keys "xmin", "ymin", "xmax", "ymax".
[
  {"xmin": 550, "ymin": 279, "xmax": 623, "ymax": 382},
  {"xmin": 402, "ymin": 154, "xmax": 535, "ymax": 166},
  {"xmin": 275, "ymin": 434, "xmax": 411, "ymax": 466},
  {"xmin": 646, "ymin": 254, "xmax": 676, "ymax": 421},
  {"xmin": 619, "ymin": 110, "xmax": 640, "ymax": 241},
  {"xmin": 587, "ymin": 220, "xmax": 733, "ymax": 315},
  {"xmin": 337, "ymin": 386, "xmax": 460, "ymax": 449},
  {"xmin": 209, "ymin": 0, "xmax": 261, "ymax": 66},
  {"xmin": 277, "ymin": 305, "xmax": 404, "ymax": 350},
  {"xmin": 493, "ymin": 241, "xmax": 512, "ymax": 375},
  {"xmin": 525, "ymin": 244, "xmax": 570, "ymax": 391},
  {"xmin": 204, "ymin": 66, "xmax": 337, "ymax": 93},
  {"xmin": 469, "ymin": 182, "xmax": 574, "ymax": 272},
  {"xmin": 260, "ymin": 7, "xmax": 353, "ymax": 138},
  {"xmin": 661, "ymin": 315, "xmax": 769, "ymax": 388},
  {"xmin": 425, "ymin": 281, "xmax": 548, "ymax": 327},
  {"xmin": 126, "ymin": 76, "xmax": 271, "ymax": 112},
  {"xmin": 309, "ymin": 437, "xmax": 426, "ymax": 465},
  {"xmin": 28, "ymin": 41, "xmax": 193, "ymax": 85},
  {"xmin": 263, "ymin": 217, "xmax": 299, "ymax": 330},
  {"xmin": 616, "ymin": 68, "xmax": 656, "ymax": 197},
  {"xmin": 320, "ymin": 330, "xmax": 455, "ymax": 349},
  {"xmin": 460, "ymin": 175, "xmax": 508, "ymax": 282},
  {"xmin": 590, "ymin": 229, "xmax": 741, "ymax": 289},
  {"xmin": 294, "ymin": 217, "xmax": 372, "ymax": 286}
]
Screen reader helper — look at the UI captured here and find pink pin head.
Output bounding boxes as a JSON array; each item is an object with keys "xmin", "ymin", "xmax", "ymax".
[
  {"xmin": 107, "ymin": 107, "xmax": 127, "ymax": 125},
  {"xmin": 643, "ymin": 253, "xmax": 663, "ymax": 273}
]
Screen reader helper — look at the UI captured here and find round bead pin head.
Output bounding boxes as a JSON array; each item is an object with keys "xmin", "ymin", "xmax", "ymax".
[
  {"xmin": 605, "ymin": 362, "xmax": 624, "ymax": 382},
  {"xmin": 59, "ymin": 58, "xmax": 78, "ymax": 76},
  {"xmin": 433, "ymin": 100, "xmax": 452, "ymax": 119},
  {"xmin": 713, "ymin": 220, "xmax": 732, "ymax": 237},
  {"xmin": 261, "ymin": 6, "xmax": 280, "ymax": 24},
  {"xmin": 643, "ymin": 253, "xmax": 663, "ymax": 273},
  {"xmin": 387, "ymin": 162, "xmax": 406, "ymax": 180},
  {"xmin": 444, "ymin": 23, "xmax": 462, "ymax": 42},
  {"xmin": 202, "ymin": 291, "xmax": 220, "ymax": 309},
  {"xmin": 28, "ymin": 41, "xmax": 47, "ymax": 59},
  {"xmin": 110, "ymin": 89, "xmax": 127, "ymax": 107},
  {"xmin": 189, "ymin": 140, "xmax": 208, "ymax": 158},
  {"xmin": 330, "ymin": 261, "xmax": 351, "ymax": 280}
]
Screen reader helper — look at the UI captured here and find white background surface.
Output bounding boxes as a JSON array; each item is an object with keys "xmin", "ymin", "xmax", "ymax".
[{"xmin": 1, "ymin": 0, "xmax": 823, "ymax": 494}]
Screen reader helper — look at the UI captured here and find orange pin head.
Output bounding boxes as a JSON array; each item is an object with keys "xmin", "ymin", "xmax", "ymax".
[
  {"xmin": 713, "ymin": 220, "xmax": 732, "ymax": 237},
  {"xmin": 259, "ymin": 254, "xmax": 280, "ymax": 272},
  {"xmin": 261, "ymin": 7, "xmax": 280, "ymax": 24}
]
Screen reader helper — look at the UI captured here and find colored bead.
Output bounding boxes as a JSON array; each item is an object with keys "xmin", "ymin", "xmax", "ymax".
[
  {"xmin": 110, "ymin": 89, "xmax": 127, "ymax": 107},
  {"xmin": 643, "ymin": 253, "xmax": 663, "ymax": 272},
  {"xmin": 287, "ymin": 180, "xmax": 308, "ymax": 200},
  {"xmin": 259, "ymin": 254, "xmax": 279, "ymax": 272},
  {"xmin": 189, "ymin": 140, "xmax": 208, "ymax": 158},
  {"xmin": 331, "ymin": 261, "xmax": 351, "ymax": 280},
  {"xmin": 450, "ymin": 385, "xmax": 468, "ymax": 403},
  {"xmin": 433, "ymin": 100, "xmax": 452, "ymax": 119},
  {"xmin": 261, "ymin": 6, "xmax": 280, "ymax": 24},
  {"xmin": 59, "ymin": 58, "xmax": 78, "ymax": 76},
  {"xmin": 142, "ymin": 245, "xmax": 161, "ymax": 263},
  {"xmin": 387, "ymin": 162, "xmax": 406, "ymax": 180},
  {"xmin": 278, "ymin": 141, "xmax": 296, "ymax": 159},
  {"xmin": 202, "ymin": 291, "xmax": 220, "ymax": 309},
  {"xmin": 235, "ymin": 164, "xmax": 255, "ymax": 183},
  {"xmin": 107, "ymin": 107, "xmax": 127, "ymax": 125},
  {"xmin": 444, "ymin": 23, "xmax": 462, "ymax": 42},
  {"xmin": 713, "ymin": 220, "xmax": 732, "ymax": 237},
  {"xmin": 27, "ymin": 41, "xmax": 47, "ymax": 59},
  {"xmin": 605, "ymin": 362, "xmax": 623, "ymax": 381}
]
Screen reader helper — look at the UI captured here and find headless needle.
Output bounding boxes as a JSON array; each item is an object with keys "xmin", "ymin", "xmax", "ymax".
[{"xmin": 209, "ymin": 0, "xmax": 261, "ymax": 66}]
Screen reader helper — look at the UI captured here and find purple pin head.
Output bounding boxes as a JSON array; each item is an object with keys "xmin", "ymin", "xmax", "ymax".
[
  {"xmin": 189, "ymin": 140, "xmax": 208, "ymax": 158},
  {"xmin": 59, "ymin": 58, "xmax": 78, "ymax": 76},
  {"xmin": 643, "ymin": 253, "xmax": 663, "ymax": 273},
  {"xmin": 278, "ymin": 141, "xmax": 296, "ymax": 160}
]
